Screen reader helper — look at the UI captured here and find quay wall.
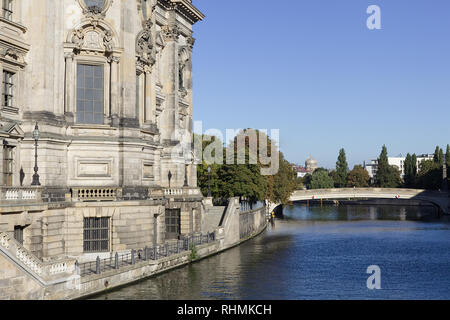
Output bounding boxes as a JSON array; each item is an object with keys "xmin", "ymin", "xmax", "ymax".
[{"xmin": 0, "ymin": 200, "xmax": 267, "ymax": 300}]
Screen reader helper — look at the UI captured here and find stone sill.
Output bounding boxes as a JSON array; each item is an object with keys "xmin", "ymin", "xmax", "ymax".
[
  {"xmin": 71, "ymin": 124, "xmax": 117, "ymax": 131},
  {"xmin": 0, "ymin": 17, "xmax": 27, "ymax": 33}
]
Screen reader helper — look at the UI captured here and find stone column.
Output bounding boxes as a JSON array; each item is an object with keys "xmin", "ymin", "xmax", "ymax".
[
  {"xmin": 161, "ymin": 22, "xmax": 180, "ymax": 142},
  {"xmin": 110, "ymin": 56, "xmax": 120, "ymax": 124},
  {"xmin": 144, "ymin": 67, "xmax": 153, "ymax": 123},
  {"xmin": 64, "ymin": 52, "xmax": 74, "ymax": 119}
]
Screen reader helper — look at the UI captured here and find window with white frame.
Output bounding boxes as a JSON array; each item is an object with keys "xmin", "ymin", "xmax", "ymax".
[
  {"xmin": 76, "ymin": 64, "xmax": 104, "ymax": 124},
  {"xmin": 2, "ymin": 0, "xmax": 12, "ymax": 21},
  {"xmin": 2, "ymin": 70, "xmax": 14, "ymax": 110}
]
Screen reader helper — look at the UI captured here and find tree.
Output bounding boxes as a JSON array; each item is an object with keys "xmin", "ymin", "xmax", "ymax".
[
  {"xmin": 411, "ymin": 154, "xmax": 418, "ymax": 179},
  {"xmin": 294, "ymin": 176, "xmax": 304, "ymax": 190},
  {"xmin": 197, "ymin": 129, "xmax": 299, "ymax": 206},
  {"xmin": 196, "ymin": 134, "xmax": 224, "ymax": 200},
  {"xmin": 403, "ymin": 153, "xmax": 417, "ymax": 188},
  {"xmin": 328, "ymin": 170, "xmax": 339, "ymax": 187},
  {"xmin": 219, "ymin": 130, "xmax": 268, "ymax": 204},
  {"xmin": 416, "ymin": 159, "xmax": 442, "ymax": 190},
  {"xmin": 346, "ymin": 165, "xmax": 370, "ymax": 187},
  {"xmin": 433, "ymin": 146, "xmax": 444, "ymax": 166},
  {"xmin": 309, "ymin": 170, "xmax": 334, "ymax": 189},
  {"xmin": 303, "ymin": 173, "xmax": 312, "ymax": 189},
  {"xmin": 374, "ymin": 145, "xmax": 402, "ymax": 188},
  {"xmin": 446, "ymin": 145, "xmax": 450, "ymax": 167},
  {"xmin": 335, "ymin": 148, "xmax": 348, "ymax": 188}
]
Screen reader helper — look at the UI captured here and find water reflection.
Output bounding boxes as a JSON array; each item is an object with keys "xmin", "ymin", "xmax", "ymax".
[
  {"xmin": 91, "ymin": 204, "xmax": 449, "ymax": 300},
  {"xmin": 282, "ymin": 203, "xmax": 438, "ymax": 221}
]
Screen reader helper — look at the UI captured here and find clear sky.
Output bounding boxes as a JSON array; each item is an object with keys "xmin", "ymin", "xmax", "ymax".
[{"xmin": 191, "ymin": 0, "xmax": 450, "ymax": 169}]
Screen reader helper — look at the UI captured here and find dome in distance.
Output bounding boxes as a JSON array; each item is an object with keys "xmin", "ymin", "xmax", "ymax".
[{"xmin": 305, "ymin": 155, "xmax": 318, "ymax": 171}]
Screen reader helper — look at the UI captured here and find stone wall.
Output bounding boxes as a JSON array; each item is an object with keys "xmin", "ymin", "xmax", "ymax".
[{"xmin": 0, "ymin": 253, "xmax": 44, "ymax": 300}]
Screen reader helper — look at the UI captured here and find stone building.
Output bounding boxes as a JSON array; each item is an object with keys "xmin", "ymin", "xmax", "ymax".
[
  {"xmin": 0, "ymin": 0, "xmax": 205, "ymax": 262},
  {"xmin": 305, "ymin": 155, "xmax": 318, "ymax": 172}
]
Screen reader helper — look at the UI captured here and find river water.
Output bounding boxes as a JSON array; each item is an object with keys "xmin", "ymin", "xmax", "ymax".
[{"xmin": 91, "ymin": 204, "xmax": 450, "ymax": 300}]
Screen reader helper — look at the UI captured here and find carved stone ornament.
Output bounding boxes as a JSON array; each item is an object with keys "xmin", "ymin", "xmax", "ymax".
[
  {"xmin": 186, "ymin": 36, "xmax": 195, "ymax": 49},
  {"xmin": 103, "ymin": 30, "xmax": 114, "ymax": 52},
  {"xmin": 136, "ymin": 19, "xmax": 156, "ymax": 67},
  {"xmin": 71, "ymin": 28, "xmax": 85, "ymax": 50},
  {"xmin": 161, "ymin": 25, "xmax": 180, "ymax": 42}
]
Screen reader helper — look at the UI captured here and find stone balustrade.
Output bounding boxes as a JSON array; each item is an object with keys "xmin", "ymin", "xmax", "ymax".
[
  {"xmin": 16, "ymin": 246, "xmax": 43, "ymax": 275},
  {"xmin": 71, "ymin": 187, "xmax": 121, "ymax": 202},
  {"xmin": 163, "ymin": 187, "xmax": 201, "ymax": 197},
  {"xmin": 0, "ymin": 187, "xmax": 42, "ymax": 202},
  {"xmin": 0, "ymin": 232, "xmax": 76, "ymax": 281}
]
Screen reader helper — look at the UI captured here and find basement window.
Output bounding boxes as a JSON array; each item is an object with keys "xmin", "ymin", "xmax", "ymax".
[
  {"xmin": 14, "ymin": 225, "xmax": 24, "ymax": 245},
  {"xmin": 83, "ymin": 217, "xmax": 109, "ymax": 252}
]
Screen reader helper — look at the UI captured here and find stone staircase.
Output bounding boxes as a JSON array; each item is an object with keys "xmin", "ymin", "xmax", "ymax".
[
  {"xmin": 0, "ymin": 232, "xmax": 78, "ymax": 290},
  {"xmin": 202, "ymin": 206, "xmax": 226, "ymax": 233}
]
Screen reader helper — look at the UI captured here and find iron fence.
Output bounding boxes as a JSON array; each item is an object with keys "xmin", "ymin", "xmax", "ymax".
[{"xmin": 76, "ymin": 232, "xmax": 216, "ymax": 277}]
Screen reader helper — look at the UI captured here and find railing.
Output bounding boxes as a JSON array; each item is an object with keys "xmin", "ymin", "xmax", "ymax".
[
  {"xmin": 0, "ymin": 232, "xmax": 76, "ymax": 282},
  {"xmin": 163, "ymin": 188, "xmax": 201, "ymax": 197},
  {"xmin": 71, "ymin": 187, "xmax": 121, "ymax": 202},
  {"xmin": 77, "ymin": 232, "xmax": 216, "ymax": 277},
  {"xmin": 0, "ymin": 187, "xmax": 42, "ymax": 202}
]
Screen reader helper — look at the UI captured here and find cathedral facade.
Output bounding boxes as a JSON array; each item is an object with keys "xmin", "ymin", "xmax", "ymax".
[{"xmin": 0, "ymin": 0, "xmax": 204, "ymax": 262}]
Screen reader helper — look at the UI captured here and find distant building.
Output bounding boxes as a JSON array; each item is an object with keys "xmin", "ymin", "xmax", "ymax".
[
  {"xmin": 364, "ymin": 154, "xmax": 434, "ymax": 179},
  {"xmin": 293, "ymin": 165, "xmax": 312, "ymax": 178},
  {"xmin": 292, "ymin": 155, "xmax": 318, "ymax": 178},
  {"xmin": 305, "ymin": 155, "xmax": 318, "ymax": 172}
]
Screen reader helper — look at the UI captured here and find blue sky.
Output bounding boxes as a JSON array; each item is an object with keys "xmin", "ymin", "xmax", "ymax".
[{"xmin": 191, "ymin": 0, "xmax": 450, "ymax": 169}]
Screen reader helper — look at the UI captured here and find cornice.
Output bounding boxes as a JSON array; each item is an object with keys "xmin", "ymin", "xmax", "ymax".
[{"xmin": 157, "ymin": 0, "xmax": 205, "ymax": 24}]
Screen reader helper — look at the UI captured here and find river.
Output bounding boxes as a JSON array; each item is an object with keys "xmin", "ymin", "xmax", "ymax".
[{"xmin": 90, "ymin": 203, "xmax": 450, "ymax": 300}]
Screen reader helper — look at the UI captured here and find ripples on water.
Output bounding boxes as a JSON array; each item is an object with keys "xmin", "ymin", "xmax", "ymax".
[{"xmin": 91, "ymin": 204, "xmax": 450, "ymax": 300}]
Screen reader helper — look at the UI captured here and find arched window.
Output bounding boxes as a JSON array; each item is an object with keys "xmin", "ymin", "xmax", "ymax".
[{"xmin": 65, "ymin": 19, "xmax": 120, "ymax": 126}]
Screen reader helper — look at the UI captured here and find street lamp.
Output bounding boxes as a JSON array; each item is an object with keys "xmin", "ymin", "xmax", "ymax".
[
  {"xmin": 207, "ymin": 165, "xmax": 211, "ymax": 197},
  {"xmin": 31, "ymin": 123, "xmax": 40, "ymax": 186}
]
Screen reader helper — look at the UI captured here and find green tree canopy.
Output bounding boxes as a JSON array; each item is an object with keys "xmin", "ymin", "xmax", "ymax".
[
  {"xmin": 309, "ymin": 170, "xmax": 334, "ymax": 189},
  {"xmin": 374, "ymin": 145, "xmax": 402, "ymax": 188},
  {"xmin": 433, "ymin": 146, "xmax": 444, "ymax": 166},
  {"xmin": 335, "ymin": 148, "xmax": 348, "ymax": 188},
  {"xmin": 403, "ymin": 153, "xmax": 418, "ymax": 188},
  {"xmin": 266, "ymin": 153, "xmax": 297, "ymax": 205},
  {"xmin": 416, "ymin": 159, "xmax": 442, "ymax": 190},
  {"xmin": 346, "ymin": 165, "xmax": 370, "ymax": 188},
  {"xmin": 196, "ymin": 129, "xmax": 298, "ymax": 206}
]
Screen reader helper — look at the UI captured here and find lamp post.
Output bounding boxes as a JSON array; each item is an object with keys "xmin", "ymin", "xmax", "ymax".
[
  {"xmin": 207, "ymin": 165, "xmax": 211, "ymax": 197},
  {"xmin": 31, "ymin": 123, "xmax": 40, "ymax": 186}
]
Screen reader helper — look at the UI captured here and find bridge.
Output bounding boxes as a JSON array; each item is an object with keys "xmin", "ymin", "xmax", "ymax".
[{"xmin": 269, "ymin": 188, "xmax": 449, "ymax": 215}]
